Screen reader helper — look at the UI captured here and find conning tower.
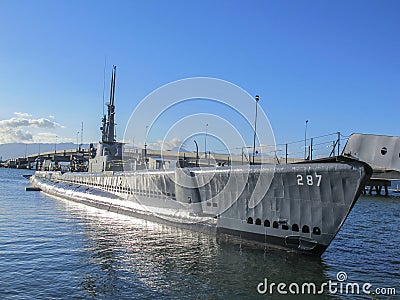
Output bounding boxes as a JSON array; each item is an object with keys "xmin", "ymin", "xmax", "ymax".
[{"xmin": 89, "ymin": 65, "xmax": 123, "ymax": 172}]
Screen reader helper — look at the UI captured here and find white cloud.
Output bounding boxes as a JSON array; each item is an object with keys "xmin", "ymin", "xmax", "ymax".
[
  {"xmin": 14, "ymin": 112, "xmax": 32, "ymax": 117},
  {"xmin": 34, "ymin": 132, "xmax": 64, "ymax": 143},
  {"xmin": 0, "ymin": 117, "xmax": 61, "ymax": 129},
  {"xmin": 0, "ymin": 129, "xmax": 33, "ymax": 144},
  {"xmin": 34, "ymin": 133, "xmax": 73, "ymax": 143},
  {"xmin": 0, "ymin": 115, "xmax": 65, "ymax": 144},
  {"xmin": 48, "ymin": 115, "xmax": 55, "ymax": 119},
  {"xmin": 148, "ymin": 137, "xmax": 182, "ymax": 150}
]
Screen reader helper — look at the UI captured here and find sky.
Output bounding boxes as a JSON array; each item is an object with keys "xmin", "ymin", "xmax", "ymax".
[{"xmin": 0, "ymin": 0, "xmax": 399, "ymax": 155}]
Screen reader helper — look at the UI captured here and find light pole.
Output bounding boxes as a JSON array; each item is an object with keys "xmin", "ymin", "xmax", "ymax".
[
  {"xmin": 144, "ymin": 125, "xmax": 149, "ymax": 147},
  {"xmin": 205, "ymin": 123, "xmax": 208, "ymax": 158},
  {"xmin": 194, "ymin": 140, "xmax": 199, "ymax": 167},
  {"xmin": 76, "ymin": 131, "xmax": 80, "ymax": 151},
  {"xmin": 54, "ymin": 135, "xmax": 58, "ymax": 168},
  {"xmin": 252, "ymin": 95, "xmax": 259, "ymax": 165},
  {"xmin": 144, "ymin": 125, "xmax": 149, "ymax": 162},
  {"xmin": 81, "ymin": 122, "xmax": 83, "ymax": 148},
  {"xmin": 37, "ymin": 143, "xmax": 41, "ymax": 171},
  {"xmin": 55, "ymin": 135, "xmax": 58, "ymax": 154},
  {"xmin": 304, "ymin": 120, "xmax": 309, "ymax": 160}
]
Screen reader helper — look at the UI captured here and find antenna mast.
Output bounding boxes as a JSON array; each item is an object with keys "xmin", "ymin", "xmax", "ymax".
[
  {"xmin": 106, "ymin": 65, "xmax": 116, "ymax": 142},
  {"xmin": 100, "ymin": 65, "xmax": 116, "ymax": 144}
]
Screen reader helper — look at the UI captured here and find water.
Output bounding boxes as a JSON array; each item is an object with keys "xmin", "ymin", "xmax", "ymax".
[{"xmin": 0, "ymin": 169, "xmax": 399, "ymax": 299}]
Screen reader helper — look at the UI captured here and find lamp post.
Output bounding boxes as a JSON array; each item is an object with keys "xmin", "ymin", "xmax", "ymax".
[
  {"xmin": 205, "ymin": 123, "xmax": 208, "ymax": 158},
  {"xmin": 55, "ymin": 135, "xmax": 58, "ymax": 155},
  {"xmin": 54, "ymin": 135, "xmax": 58, "ymax": 168},
  {"xmin": 76, "ymin": 131, "xmax": 80, "ymax": 151},
  {"xmin": 81, "ymin": 122, "xmax": 83, "ymax": 149},
  {"xmin": 304, "ymin": 120, "xmax": 309, "ymax": 160},
  {"xmin": 144, "ymin": 125, "xmax": 149, "ymax": 162},
  {"xmin": 252, "ymin": 95, "xmax": 259, "ymax": 165},
  {"xmin": 194, "ymin": 140, "xmax": 199, "ymax": 167},
  {"xmin": 37, "ymin": 143, "xmax": 41, "ymax": 171}
]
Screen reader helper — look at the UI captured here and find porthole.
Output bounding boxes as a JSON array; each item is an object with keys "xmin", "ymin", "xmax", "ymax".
[
  {"xmin": 255, "ymin": 218, "xmax": 261, "ymax": 225},
  {"xmin": 264, "ymin": 220, "xmax": 270, "ymax": 227},
  {"xmin": 313, "ymin": 227, "xmax": 321, "ymax": 235},
  {"xmin": 302, "ymin": 225, "xmax": 310, "ymax": 233},
  {"xmin": 292, "ymin": 224, "xmax": 299, "ymax": 232},
  {"xmin": 247, "ymin": 217, "xmax": 253, "ymax": 224},
  {"xmin": 381, "ymin": 147, "xmax": 387, "ymax": 155},
  {"xmin": 273, "ymin": 221, "xmax": 279, "ymax": 228},
  {"xmin": 282, "ymin": 224, "xmax": 289, "ymax": 230}
]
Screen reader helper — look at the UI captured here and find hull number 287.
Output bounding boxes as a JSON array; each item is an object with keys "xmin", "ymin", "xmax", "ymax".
[{"xmin": 297, "ymin": 174, "xmax": 322, "ymax": 186}]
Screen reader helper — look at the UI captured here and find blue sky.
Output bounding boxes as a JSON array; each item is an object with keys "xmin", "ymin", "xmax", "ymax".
[{"xmin": 0, "ymin": 0, "xmax": 399, "ymax": 153}]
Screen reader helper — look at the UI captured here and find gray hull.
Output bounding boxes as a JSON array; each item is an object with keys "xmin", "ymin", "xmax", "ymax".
[
  {"xmin": 217, "ymin": 159, "xmax": 370, "ymax": 255},
  {"xmin": 30, "ymin": 157, "xmax": 370, "ymax": 256}
]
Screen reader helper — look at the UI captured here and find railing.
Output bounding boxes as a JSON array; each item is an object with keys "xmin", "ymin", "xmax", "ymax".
[
  {"xmin": 180, "ymin": 132, "xmax": 349, "ymax": 165},
  {"xmin": 274, "ymin": 132, "xmax": 349, "ymax": 164}
]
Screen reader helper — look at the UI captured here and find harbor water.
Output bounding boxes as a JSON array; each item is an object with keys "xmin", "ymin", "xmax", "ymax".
[{"xmin": 0, "ymin": 168, "xmax": 399, "ymax": 299}]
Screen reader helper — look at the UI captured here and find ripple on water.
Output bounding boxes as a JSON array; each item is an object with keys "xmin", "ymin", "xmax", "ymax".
[{"xmin": 0, "ymin": 169, "xmax": 399, "ymax": 299}]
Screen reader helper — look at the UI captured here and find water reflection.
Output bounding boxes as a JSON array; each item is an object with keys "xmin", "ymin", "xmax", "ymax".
[
  {"xmin": 61, "ymin": 200, "xmax": 334, "ymax": 299},
  {"xmin": 4, "ymin": 169, "xmax": 398, "ymax": 299}
]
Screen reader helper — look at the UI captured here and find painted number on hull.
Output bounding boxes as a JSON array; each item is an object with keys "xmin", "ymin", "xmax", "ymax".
[{"xmin": 297, "ymin": 174, "xmax": 322, "ymax": 186}]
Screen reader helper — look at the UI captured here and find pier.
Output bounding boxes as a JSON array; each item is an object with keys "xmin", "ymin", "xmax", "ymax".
[
  {"xmin": 342, "ymin": 133, "xmax": 400, "ymax": 196},
  {"xmin": 3, "ymin": 133, "xmax": 400, "ymax": 196}
]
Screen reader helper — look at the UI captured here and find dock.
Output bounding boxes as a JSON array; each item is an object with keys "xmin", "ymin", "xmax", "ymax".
[
  {"xmin": 4, "ymin": 133, "xmax": 400, "ymax": 196},
  {"xmin": 342, "ymin": 133, "xmax": 400, "ymax": 196},
  {"xmin": 25, "ymin": 186, "xmax": 41, "ymax": 191}
]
